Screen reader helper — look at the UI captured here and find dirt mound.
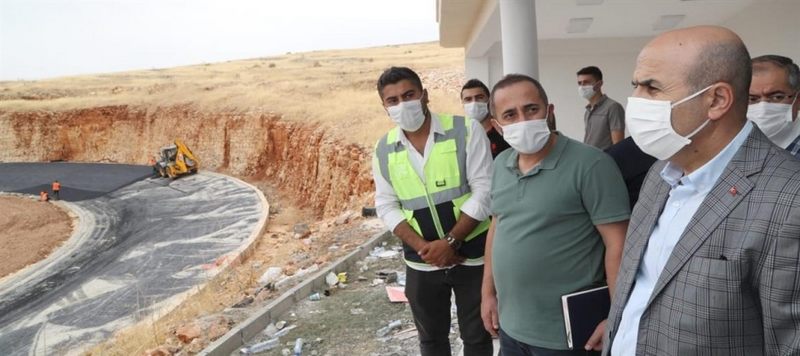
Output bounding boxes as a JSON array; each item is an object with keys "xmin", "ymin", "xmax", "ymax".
[
  {"xmin": 0, "ymin": 196, "xmax": 74, "ymax": 279},
  {"xmin": 0, "ymin": 106, "xmax": 374, "ymax": 217}
]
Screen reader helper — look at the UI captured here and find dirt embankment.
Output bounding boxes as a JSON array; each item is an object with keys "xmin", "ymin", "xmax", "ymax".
[
  {"xmin": 0, "ymin": 106, "xmax": 374, "ymax": 217},
  {"xmin": 0, "ymin": 196, "xmax": 74, "ymax": 279}
]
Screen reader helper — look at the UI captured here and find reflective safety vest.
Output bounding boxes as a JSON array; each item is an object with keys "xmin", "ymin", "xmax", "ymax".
[{"xmin": 374, "ymin": 114, "xmax": 490, "ymax": 270}]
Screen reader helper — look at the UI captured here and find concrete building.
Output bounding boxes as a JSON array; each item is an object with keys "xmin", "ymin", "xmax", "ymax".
[{"xmin": 437, "ymin": 0, "xmax": 800, "ymax": 140}]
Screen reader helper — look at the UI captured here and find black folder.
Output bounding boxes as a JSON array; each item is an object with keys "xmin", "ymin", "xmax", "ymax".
[{"xmin": 561, "ymin": 286, "xmax": 610, "ymax": 350}]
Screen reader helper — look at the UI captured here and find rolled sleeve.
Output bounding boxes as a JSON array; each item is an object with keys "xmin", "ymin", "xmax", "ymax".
[
  {"xmin": 372, "ymin": 154, "xmax": 406, "ymax": 231},
  {"xmin": 461, "ymin": 119, "xmax": 493, "ymax": 221}
]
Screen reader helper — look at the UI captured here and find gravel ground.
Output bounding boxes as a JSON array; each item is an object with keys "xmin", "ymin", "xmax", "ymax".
[{"xmin": 236, "ymin": 240, "xmax": 467, "ymax": 356}]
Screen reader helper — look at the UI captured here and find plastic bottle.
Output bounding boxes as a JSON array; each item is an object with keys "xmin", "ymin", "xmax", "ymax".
[
  {"xmin": 293, "ymin": 338, "xmax": 304, "ymax": 355},
  {"xmin": 375, "ymin": 320, "xmax": 402, "ymax": 337},
  {"xmin": 240, "ymin": 337, "xmax": 280, "ymax": 354}
]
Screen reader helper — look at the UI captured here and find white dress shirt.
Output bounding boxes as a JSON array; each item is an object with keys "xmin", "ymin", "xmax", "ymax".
[
  {"xmin": 372, "ymin": 114, "xmax": 493, "ymax": 264},
  {"xmin": 612, "ymin": 121, "xmax": 753, "ymax": 355}
]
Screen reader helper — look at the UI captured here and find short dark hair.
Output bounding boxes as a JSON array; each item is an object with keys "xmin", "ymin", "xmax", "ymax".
[
  {"xmin": 576, "ymin": 66, "xmax": 603, "ymax": 81},
  {"xmin": 461, "ymin": 79, "xmax": 490, "ymax": 99},
  {"xmin": 686, "ymin": 40, "xmax": 751, "ymax": 114},
  {"xmin": 752, "ymin": 54, "xmax": 800, "ymax": 91},
  {"xmin": 489, "ymin": 74, "xmax": 548, "ymax": 116},
  {"xmin": 377, "ymin": 66, "xmax": 423, "ymax": 99}
]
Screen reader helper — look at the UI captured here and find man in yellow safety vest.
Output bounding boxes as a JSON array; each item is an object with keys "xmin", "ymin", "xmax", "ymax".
[{"xmin": 372, "ymin": 66, "xmax": 494, "ymax": 356}]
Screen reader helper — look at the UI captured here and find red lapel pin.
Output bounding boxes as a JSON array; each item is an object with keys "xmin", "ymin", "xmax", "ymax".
[{"xmin": 729, "ymin": 186, "xmax": 738, "ymax": 196}]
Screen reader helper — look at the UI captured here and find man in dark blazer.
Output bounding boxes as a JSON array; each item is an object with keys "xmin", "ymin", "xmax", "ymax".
[{"xmin": 601, "ymin": 26, "xmax": 800, "ymax": 356}]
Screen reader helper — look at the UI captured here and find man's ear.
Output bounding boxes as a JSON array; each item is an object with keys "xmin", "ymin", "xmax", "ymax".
[
  {"xmin": 490, "ymin": 119, "xmax": 503, "ymax": 135},
  {"xmin": 596, "ymin": 80, "xmax": 603, "ymax": 89},
  {"xmin": 546, "ymin": 103, "xmax": 557, "ymax": 131},
  {"xmin": 707, "ymin": 83, "xmax": 734, "ymax": 121},
  {"xmin": 421, "ymin": 89, "xmax": 432, "ymax": 116}
]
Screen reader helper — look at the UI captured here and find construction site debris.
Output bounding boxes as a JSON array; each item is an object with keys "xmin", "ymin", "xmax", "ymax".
[
  {"xmin": 334, "ymin": 211, "xmax": 357, "ymax": 225},
  {"xmin": 144, "ymin": 346, "xmax": 173, "ymax": 356},
  {"xmin": 174, "ymin": 315, "xmax": 231, "ymax": 346},
  {"xmin": 264, "ymin": 324, "xmax": 297, "ymax": 339},
  {"xmin": 293, "ymin": 223, "xmax": 311, "ymax": 239},
  {"xmin": 361, "ymin": 206, "xmax": 377, "ymax": 217},
  {"xmin": 369, "ymin": 246, "xmax": 399, "ymax": 259},
  {"xmin": 175, "ymin": 324, "xmax": 201, "ymax": 344},
  {"xmin": 293, "ymin": 338, "xmax": 304, "ymax": 355},
  {"xmin": 376, "ymin": 270, "xmax": 398, "ymax": 283},
  {"xmin": 376, "ymin": 320, "xmax": 403, "ymax": 338},
  {"xmin": 258, "ymin": 266, "xmax": 284, "ymax": 286},
  {"xmin": 240, "ymin": 337, "xmax": 280, "ymax": 354},
  {"xmin": 385, "ymin": 286, "xmax": 408, "ymax": 303},
  {"xmin": 324, "ymin": 272, "xmax": 339, "ymax": 288},
  {"xmin": 232, "ymin": 295, "xmax": 255, "ymax": 308}
]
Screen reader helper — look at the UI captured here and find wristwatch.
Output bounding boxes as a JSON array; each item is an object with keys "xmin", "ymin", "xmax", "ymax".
[{"xmin": 445, "ymin": 233, "xmax": 463, "ymax": 251}]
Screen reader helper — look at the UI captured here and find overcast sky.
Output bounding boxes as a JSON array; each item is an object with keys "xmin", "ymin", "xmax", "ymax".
[{"xmin": 0, "ymin": 0, "xmax": 440, "ymax": 81}]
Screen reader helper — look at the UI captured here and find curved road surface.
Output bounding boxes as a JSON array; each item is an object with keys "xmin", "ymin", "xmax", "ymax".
[{"xmin": 0, "ymin": 163, "xmax": 266, "ymax": 355}]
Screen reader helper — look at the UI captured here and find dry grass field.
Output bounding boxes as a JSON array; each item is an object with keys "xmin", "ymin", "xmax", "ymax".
[{"xmin": 0, "ymin": 42, "xmax": 466, "ymax": 147}]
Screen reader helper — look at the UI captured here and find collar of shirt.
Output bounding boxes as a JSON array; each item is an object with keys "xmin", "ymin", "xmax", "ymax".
[
  {"xmin": 585, "ymin": 94, "xmax": 608, "ymax": 111},
  {"xmin": 394, "ymin": 113, "xmax": 443, "ymax": 181},
  {"xmin": 659, "ymin": 121, "xmax": 754, "ymax": 194},
  {"xmin": 787, "ymin": 134, "xmax": 800, "ymax": 157},
  {"xmin": 504, "ymin": 132, "xmax": 566, "ymax": 178},
  {"xmin": 396, "ymin": 113, "xmax": 443, "ymax": 150}
]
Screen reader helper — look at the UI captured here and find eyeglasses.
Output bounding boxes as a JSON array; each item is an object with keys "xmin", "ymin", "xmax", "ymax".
[{"xmin": 749, "ymin": 92, "xmax": 797, "ymax": 104}]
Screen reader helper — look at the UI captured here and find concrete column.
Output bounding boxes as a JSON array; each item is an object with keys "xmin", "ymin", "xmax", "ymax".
[
  {"xmin": 498, "ymin": 0, "xmax": 539, "ymax": 79},
  {"xmin": 489, "ymin": 55, "xmax": 504, "ymax": 88}
]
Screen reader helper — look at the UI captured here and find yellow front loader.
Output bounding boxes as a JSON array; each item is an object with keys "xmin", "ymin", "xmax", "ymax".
[{"xmin": 155, "ymin": 139, "xmax": 199, "ymax": 179}]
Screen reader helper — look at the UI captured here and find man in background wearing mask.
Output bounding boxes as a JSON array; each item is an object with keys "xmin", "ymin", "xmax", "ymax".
[
  {"xmin": 481, "ymin": 74, "xmax": 630, "ymax": 355},
  {"xmin": 372, "ymin": 67, "xmax": 494, "ymax": 356},
  {"xmin": 748, "ymin": 55, "xmax": 800, "ymax": 157},
  {"xmin": 578, "ymin": 66, "xmax": 625, "ymax": 150},
  {"xmin": 462, "ymin": 79, "xmax": 511, "ymax": 158},
  {"xmin": 607, "ymin": 26, "xmax": 800, "ymax": 356}
]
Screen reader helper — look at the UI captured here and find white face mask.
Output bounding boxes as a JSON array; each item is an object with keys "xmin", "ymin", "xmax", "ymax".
[
  {"xmin": 499, "ymin": 116, "xmax": 551, "ymax": 154},
  {"xmin": 747, "ymin": 95, "xmax": 798, "ymax": 139},
  {"xmin": 626, "ymin": 85, "xmax": 714, "ymax": 160},
  {"xmin": 464, "ymin": 101, "xmax": 489, "ymax": 122},
  {"xmin": 387, "ymin": 99, "xmax": 426, "ymax": 132},
  {"xmin": 579, "ymin": 85, "xmax": 596, "ymax": 100}
]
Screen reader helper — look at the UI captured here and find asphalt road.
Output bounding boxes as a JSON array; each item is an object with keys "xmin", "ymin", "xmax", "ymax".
[{"xmin": 0, "ymin": 164, "xmax": 265, "ymax": 355}]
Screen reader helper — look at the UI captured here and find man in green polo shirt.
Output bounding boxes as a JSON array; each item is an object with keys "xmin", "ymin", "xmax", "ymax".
[{"xmin": 481, "ymin": 74, "xmax": 630, "ymax": 355}]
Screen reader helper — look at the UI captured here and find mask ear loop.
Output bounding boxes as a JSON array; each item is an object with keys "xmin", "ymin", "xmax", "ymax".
[
  {"xmin": 672, "ymin": 84, "xmax": 715, "ymax": 139},
  {"xmin": 671, "ymin": 84, "xmax": 715, "ymax": 108}
]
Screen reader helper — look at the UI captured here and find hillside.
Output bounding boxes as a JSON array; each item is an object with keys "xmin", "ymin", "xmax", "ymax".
[{"xmin": 0, "ymin": 42, "xmax": 465, "ymax": 147}]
